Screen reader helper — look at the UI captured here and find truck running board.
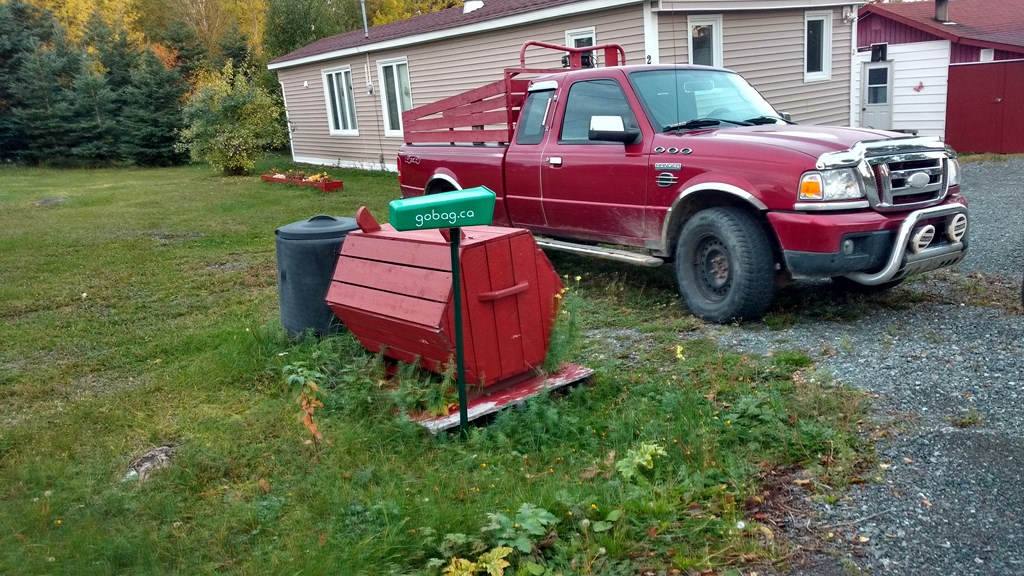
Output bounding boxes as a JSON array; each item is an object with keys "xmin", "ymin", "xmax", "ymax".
[{"xmin": 535, "ymin": 238, "xmax": 664, "ymax": 268}]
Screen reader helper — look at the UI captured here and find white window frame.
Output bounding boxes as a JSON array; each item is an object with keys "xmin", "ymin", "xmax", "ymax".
[
  {"xmin": 377, "ymin": 57, "xmax": 413, "ymax": 138},
  {"xmin": 804, "ymin": 11, "xmax": 833, "ymax": 83},
  {"xmin": 566, "ymin": 27, "xmax": 597, "ymax": 67},
  {"xmin": 322, "ymin": 66, "xmax": 358, "ymax": 136},
  {"xmin": 687, "ymin": 15, "xmax": 723, "ymax": 68},
  {"xmin": 980, "ymin": 48, "xmax": 995, "ymax": 62}
]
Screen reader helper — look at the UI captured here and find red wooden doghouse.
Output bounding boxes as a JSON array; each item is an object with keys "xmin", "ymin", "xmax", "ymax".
[{"xmin": 325, "ymin": 213, "xmax": 591, "ymax": 431}]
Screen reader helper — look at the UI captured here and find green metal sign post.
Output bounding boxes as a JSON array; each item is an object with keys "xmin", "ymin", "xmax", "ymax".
[{"xmin": 388, "ymin": 187, "xmax": 496, "ymax": 437}]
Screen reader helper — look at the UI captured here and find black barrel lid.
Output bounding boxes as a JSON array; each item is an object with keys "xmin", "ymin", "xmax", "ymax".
[{"xmin": 275, "ymin": 215, "xmax": 359, "ymax": 240}]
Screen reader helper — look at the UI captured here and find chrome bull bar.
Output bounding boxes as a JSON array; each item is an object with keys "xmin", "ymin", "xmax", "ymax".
[{"xmin": 843, "ymin": 204, "xmax": 968, "ymax": 285}]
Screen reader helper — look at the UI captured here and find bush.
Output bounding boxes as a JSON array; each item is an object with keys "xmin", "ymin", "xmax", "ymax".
[{"xmin": 178, "ymin": 62, "xmax": 287, "ymax": 175}]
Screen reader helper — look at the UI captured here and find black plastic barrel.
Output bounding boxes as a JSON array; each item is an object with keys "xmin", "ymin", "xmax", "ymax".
[{"xmin": 275, "ymin": 215, "xmax": 359, "ymax": 339}]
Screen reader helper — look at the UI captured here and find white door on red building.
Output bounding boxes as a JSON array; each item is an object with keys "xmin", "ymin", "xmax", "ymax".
[{"xmin": 862, "ymin": 62, "xmax": 894, "ymax": 129}]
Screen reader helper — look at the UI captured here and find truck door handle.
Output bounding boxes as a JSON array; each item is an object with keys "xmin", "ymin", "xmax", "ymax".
[{"xmin": 546, "ymin": 156, "xmax": 562, "ymax": 166}]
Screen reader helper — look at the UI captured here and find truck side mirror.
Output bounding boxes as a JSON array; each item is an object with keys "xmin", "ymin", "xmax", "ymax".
[{"xmin": 588, "ymin": 115, "xmax": 641, "ymax": 144}]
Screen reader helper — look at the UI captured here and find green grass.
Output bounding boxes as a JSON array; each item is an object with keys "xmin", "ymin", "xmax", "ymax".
[{"xmin": 0, "ymin": 158, "xmax": 874, "ymax": 575}]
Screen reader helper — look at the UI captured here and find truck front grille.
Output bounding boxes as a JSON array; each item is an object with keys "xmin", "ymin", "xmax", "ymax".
[{"xmin": 866, "ymin": 152, "xmax": 949, "ymax": 212}]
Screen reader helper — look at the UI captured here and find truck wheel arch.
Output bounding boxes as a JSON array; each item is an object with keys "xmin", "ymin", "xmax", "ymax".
[
  {"xmin": 661, "ymin": 184, "xmax": 779, "ymax": 263},
  {"xmin": 425, "ymin": 174, "xmax": 461, "ymax": 195}
]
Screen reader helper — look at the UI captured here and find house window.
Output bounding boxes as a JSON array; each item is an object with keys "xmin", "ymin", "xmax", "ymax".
[
  {"xmin": 322, "ymin": 66, "xmax": 357, "ymax": 135},
  {"xmin": 687, "ymin": 15, "xmax": 722, "ymax": 68},
  {"xmin": 805, "ymin": 11, "xmax": 832, "ymax": 82},
  {"xmin": 980, "ymin": 48, "xmax": 994, "ymax": 62},
  {"xmin": 378, "ymin": 58, "xmax": 413, "ymax": 137},
  {"xmin": 566, "ymin": 27, "xmax": 596, "ymax": 68}
]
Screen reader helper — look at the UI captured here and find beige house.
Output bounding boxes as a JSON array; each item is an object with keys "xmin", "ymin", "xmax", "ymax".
[{"xmin": 269, "ymin": 0, "xmax": 864, "ymax": 171}]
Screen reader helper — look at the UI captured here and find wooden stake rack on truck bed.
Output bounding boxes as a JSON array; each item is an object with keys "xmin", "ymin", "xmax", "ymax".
[{"xmin": 401, "ymin": 41, "xmax": 626, "ymax": 145}]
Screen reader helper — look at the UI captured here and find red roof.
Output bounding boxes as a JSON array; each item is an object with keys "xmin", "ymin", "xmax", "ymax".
[
  {"xmin": 860, "ymin": 0, "xmax": 1024, "ymax": 51},
  {"xmin": 269, "ymin": 0, "xmax": 582, "ymax": 66}
]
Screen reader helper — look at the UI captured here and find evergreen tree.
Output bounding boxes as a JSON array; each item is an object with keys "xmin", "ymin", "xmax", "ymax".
[
  {"xmin": 83, "ymin": 13, "xmax": 141, "ymax": 95},
  {"xmin": 215, "ymin": 22, "xmax": 251, "ymax": 71},
  {"xmin": 11, "ymin": 35, "xmax": 83, "ymax": 164},
  {"xmin": 121, "ymin": 51, "xmax": 186, "ymax": 166},
  {"xmin": 68, "ymin": 59, "xmax": 118, "ymax": 165},
  {"xmin": 0, "ymin": 0, "xmax": 63, "ymax": 160},
  {"xmin": 161, "ymin": 19, "xmax": 208, "ymax": 84}
]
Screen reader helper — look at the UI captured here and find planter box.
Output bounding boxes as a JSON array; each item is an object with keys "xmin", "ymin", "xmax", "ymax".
[{"xmin": 260, "ymin": 174, "xmax": 344, "ymax": 193}]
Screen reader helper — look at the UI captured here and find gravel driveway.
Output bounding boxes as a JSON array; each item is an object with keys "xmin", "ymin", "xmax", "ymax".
[{"xmin": 711, "ymin": 157, "xmax": 1024, "ymax": 575}]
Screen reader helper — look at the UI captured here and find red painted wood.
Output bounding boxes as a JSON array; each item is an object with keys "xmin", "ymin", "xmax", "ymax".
[
  {"xmin": 460, "ymin": 240, "xmax": 502, "ymax": 385},
  {"xmin": 335, "ymin": 308, "xmax": 452, "ymax": 364},
  {"xmin": 327, "ymin": 225, "xmax": 563, "ymax": 388},
  {"xmin": 509, "ymin": 233, "xmax": 546, "ymax": 362},
  {"xmin": 404, "ymin": 130, "xmax": 512, "ymax": 144},
  {"xmin": 413, "ymin": 363, "xmax": 594, "ymax": 433},
  {"xmin": 405, "ymin": 110, "xmax": 510, "ymax": 132},
  {"xmin": 337, "ymin": 257, "xmax": 451, "ymax": 301},
  {"xmin": 486, "ymin": 237, "xmax": 527, "ymax": 378},
  {"xmin": 477, "ymin": 281, "xmax": 528, "ymax": 302},
  {"xmin": 534, "ymin": 246, "xmax": 563, "ymax": 342},
  {"xmin": 340, "ymin": 233, "xmax": 452, "ymax": 271},
  {"xmin": 947, "ymin": 61, "xmax": 1024, "ymax": 153},
  {"xmin": 355, "ymin": 206, "xmax": 381, "ymax": 233},
  {"xmin": 331, "ymin": 282, "xmax": 446, "ymax": 328},
  {"xmin": 403, "ymin": 79, "xmax": 506, "ymax": 120},
  {"xmin": 441, "ymin": 97, "xmax": 515, "ymax": 118}
]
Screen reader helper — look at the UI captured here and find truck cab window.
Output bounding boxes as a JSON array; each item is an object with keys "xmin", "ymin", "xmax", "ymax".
[
  {"xmin": 516, "ymin": 89, "xmax": 554, "ymax": 145},
  {"xmin": 559, "ymin": 80, "xmax": 637, "ymax": 143}
]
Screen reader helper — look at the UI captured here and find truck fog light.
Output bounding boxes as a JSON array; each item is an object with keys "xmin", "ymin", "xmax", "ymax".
[
  {"xmin": 842, "ymin": 239, "xmax": 855, "ymax": 255},
  {"xmin": 947, "ymin": 213, "xmax": 967, "ymax": 243},
  {"xmin": 909, "ymin": 225, "xmax": 935, "ymax": 254}
]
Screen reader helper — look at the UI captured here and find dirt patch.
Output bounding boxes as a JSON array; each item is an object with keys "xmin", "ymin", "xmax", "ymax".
[{"xmin": 33, "ymin": 197, "xmax": 68, "ymax": 207}]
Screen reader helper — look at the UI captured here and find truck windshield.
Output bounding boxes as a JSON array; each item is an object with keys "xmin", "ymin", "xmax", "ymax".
[{"xmin": 628, "ymin": 69, "xmax": 782, "ymax": 131}]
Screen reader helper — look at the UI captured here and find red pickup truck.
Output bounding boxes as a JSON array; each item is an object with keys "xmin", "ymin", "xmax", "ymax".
[{"xmin": 397, "ymin": 42, "xmax": 968, "ymax": 322}]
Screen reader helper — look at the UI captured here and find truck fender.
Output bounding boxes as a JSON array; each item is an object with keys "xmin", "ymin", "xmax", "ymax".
[
  {"xmin": 658, "ymin": 181, "xmax": 770, "ymax": 257},
  {"xmin": 425, "ymin": 172, "xmax": 462, "ymax": 195}
]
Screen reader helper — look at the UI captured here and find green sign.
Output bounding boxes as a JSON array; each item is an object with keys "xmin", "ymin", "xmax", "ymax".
[{"xmin": 389, "ymin": 187, "xmax": 496, "ymax": 231}]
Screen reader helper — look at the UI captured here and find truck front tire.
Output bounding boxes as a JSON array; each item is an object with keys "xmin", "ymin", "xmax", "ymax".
[{"xmin": 675, "ymin": 208, "xmax": 774, "ymax": 322}]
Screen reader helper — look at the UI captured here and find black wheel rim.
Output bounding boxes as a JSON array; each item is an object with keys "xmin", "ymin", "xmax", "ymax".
[{"xmin": 692, "ymin": 236, "xmax": 731, "ymax": 302}]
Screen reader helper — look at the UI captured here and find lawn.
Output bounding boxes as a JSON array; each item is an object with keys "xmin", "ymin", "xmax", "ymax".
[{"xmin": 0, "ymin": 157, "xmax": 874, "ymax": 575}]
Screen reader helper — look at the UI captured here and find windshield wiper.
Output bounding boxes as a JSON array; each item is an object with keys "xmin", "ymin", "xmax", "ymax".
[
  {"xmin": 742, "ymin": 115, "xmax": 795, "ymax": 125},
  {"xmin": 662, "ymin": 118, "xmax": 752, "ymax": 132}
]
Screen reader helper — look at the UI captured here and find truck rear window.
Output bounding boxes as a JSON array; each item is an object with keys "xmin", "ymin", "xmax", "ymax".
[{"xmin": 516, "ymin": 89, "xmax": 554, "ymax": 145}]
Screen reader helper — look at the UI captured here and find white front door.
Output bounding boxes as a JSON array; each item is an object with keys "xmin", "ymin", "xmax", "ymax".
[{"xmin": 862, "ymin": 62, "xmax": 893, "ymax": 130}]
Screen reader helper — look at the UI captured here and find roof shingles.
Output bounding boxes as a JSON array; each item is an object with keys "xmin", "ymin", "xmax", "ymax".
[
  {"xmin": 862, "ymin": 0, "xmax": 1024, "ymax": 50},
  {"xmin": 270, "ymin": 0, "xmax": 579, "ymax": 65}
]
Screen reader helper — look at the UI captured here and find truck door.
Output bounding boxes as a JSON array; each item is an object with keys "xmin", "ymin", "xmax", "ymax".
[
  {"xmin": 539, "ymin": 78, "xmax": 648, "ymax": 240},
  {"xmin": 504, "ymin": 86, "xmax": 555, "ymax": 228}
]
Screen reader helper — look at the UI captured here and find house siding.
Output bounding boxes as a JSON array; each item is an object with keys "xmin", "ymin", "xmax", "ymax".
[
  {"xmin": 657, "ymin": 7, "xmax": 852, "ymax": 125},
  {"xmin": 852, "ymin": 40, "xmax": 950, "ymax": 137},
  {"xmin": 858, "ymin": 13, "xmax": 939, "ymax": 47},
  {"xmin": 858, "ymin": 12, "xmax": 1024, "ymax": 63},
  {"xmin": 278, "ymin": 5, "xmax": 645, "ymax": 170}
]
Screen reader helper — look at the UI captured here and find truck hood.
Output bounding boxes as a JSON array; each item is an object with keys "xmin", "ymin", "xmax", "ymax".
[{"xmin": 659, "ymin": 125, "xmax": 932, "ymax": 161}]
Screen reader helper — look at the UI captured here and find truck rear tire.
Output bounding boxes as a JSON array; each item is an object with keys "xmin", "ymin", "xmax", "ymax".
[{"xmin": 675, "ymin": 207, "xmax": 774, "ymax": 322}]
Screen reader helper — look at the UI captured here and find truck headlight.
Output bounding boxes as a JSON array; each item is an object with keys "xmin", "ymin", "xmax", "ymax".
[
  {"xmin": 798, "ymin": 169, "xmax": 865, "ymax": 201},
  {"xmin": 946, "ymin": 157, "xmax": 961, "ymax": 187}
]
